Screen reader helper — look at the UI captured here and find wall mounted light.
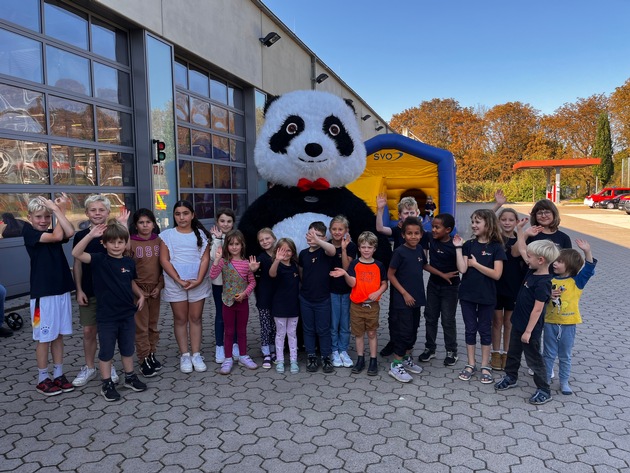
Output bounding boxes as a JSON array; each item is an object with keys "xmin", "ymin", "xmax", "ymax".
[
  {"xmin": 259, "ymin": 32, "xmax": 281, "ymax": 47},
  {"xmin": 314, "ymin": 73, "xmax": 329, "ymax": 84},
  {"xmin": 361, "ymin": 114, "xmax": 371, "ymax": 121},
  {"xmin": 375, "ymin": 126, "xmax": 384, "ymax": 131}
]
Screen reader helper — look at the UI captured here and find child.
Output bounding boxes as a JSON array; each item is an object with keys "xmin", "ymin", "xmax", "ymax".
[
  {"xmin": 72, "ymin": 221, "xmax": 147, "ymax": 402},
  {"xmin": 543, "ymin": 239, "xmax": 596, "ymax": 395},
  {"xmin": 495, "ymin": 240, "xmax": 560, "ymax": 405},
  {"xmin": 72, "ymin": 195, "xmax": 128, "ymax": 387},
  {"xmin": 159, "ymin": 200, "xmax": 211, "ymax": 374},
  {"xmin": 328, "ymin": 215, "xmax": 357, "ymax": 368},
  {"xmin": 453, "ymin": 209, "xmax": 505, "ymax": 384},
  {"xmin": 209, "ymin": 208, "xmax": 236, "ymax": 363},
  {"xmin": 128, "ymin": 209, "xmax": 164, "ymax": 378},
  {"xmin": 269, "ymin": 238, "xmax": 301, "ymax": 374},
  {"xmin": 492, "ymin": 208, "xmax": 525, "ymax": 371},
  {"xmin": 23, "ymin": 195, "xmax": 75, "ymax": 396},
  {"xmin": 250, "ymin": 228, "xmax": 277, "ymax": 369},
  {"xmin": 519, "ymin": 199, "xmax": 572, "ymax": 252},
  {"xmin": 387, "ymin": 217, "xmax": 428, "ymax": 383},
  {"xmin": 424, "ymin": 195, "xmax": 437, "ymax": 218},
  {"xmin": 418, "ymin": 213, "xmax": 460, "ymax": 367},
  {"xmin": 210, "ymin": 230, "xmax": 257, "ymax": 374},
  {"xmin": 298, "ymin": 221, "xmax": 337, "ymax": 373},
  {"xmin": 375, "ymin": 193, "xmax": 420, "ymax": 249},
  {"xmin": 330, "ymin": 231, "xmax": 387, "ymax": 376}
]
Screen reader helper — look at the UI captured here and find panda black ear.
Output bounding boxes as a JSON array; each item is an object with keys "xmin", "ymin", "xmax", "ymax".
[
  {"xmin": 344, "ymin": 99, "xmax": 356, "ymax": 114},
  {"xmin": 263, "ymin": 95, "xmax": 280, "ymax": 116}
]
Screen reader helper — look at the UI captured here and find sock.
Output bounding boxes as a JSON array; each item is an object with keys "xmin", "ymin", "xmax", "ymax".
[
  {"xmin": 53, "ymin": 364, "xmax": 63, "ymax": 378},
  {"xmin": 125, "ymin": 371, "xmax": 134, "ymax": 379},
  {"xmin": 181, "ymin": 352, "xmax": 190, "ymax": 358},
  {"xmin": 38, "ymin": 368, "xmax": 50, "ymax": 383},
  {"xmin": 102, "ymin": 377, "xmax": 112, "ymax": 385},
  {"xmin": 192, "ymin": 352, "xmax": 200, "ymax": 358}
]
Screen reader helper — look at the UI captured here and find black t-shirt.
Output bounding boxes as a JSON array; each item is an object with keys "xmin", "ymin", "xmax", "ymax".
[
  {"xmin": 254, "ymin": 252, "xmax": 274, "ymax": 310},
  {"xmin": 458, "ymin": 239, "xmax": 507, "ymax": 305},
  {"xmin": 272, "ymin": 261, "xmax": 300, "ymax": 317},
  {"xmin": 526, "ymin": 230, "xmax": 572, "ymax": 250},
  {"xmin": 299, "ymin": 247, "xmax": 333, "ymax": 302},
  {"xmin": 389, "ymin": 244, "xmax": 427, "ymax": 310},
  {"xmin": 427, "ymin": 234, "xmax": 460, "ymax": 287},
  {"xmin": 391, "ymin": 226, "xmax": 430, "ymax": 251},
  {"xmin": 73, "ymin": 228, "xmax": 107, "ymax": 298},
  {"xmin": 22, "ymin": 223, "xmax": 75, "ymax": 299},
  {"xmin": 511, "ymin": 271, "xmax": 553, "ymax": 338},
  {"xmin": 329, "ymin": 240, "xmax": 357, "ymax": 295},
  {"xmin": 90, "ymin": 253, "xmax": 137, "ymax": 321},
  {"xmin": 496, "ymin": 236, "xmax": 526, "ymax": 298}
]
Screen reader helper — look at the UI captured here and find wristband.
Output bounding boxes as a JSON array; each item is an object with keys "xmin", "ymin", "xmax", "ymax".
[{"xmin": 454, "ymin": 246, "xmax": 463, "ymax": 249}]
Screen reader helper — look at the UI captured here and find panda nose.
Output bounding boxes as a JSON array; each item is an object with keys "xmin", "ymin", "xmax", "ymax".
[{"xmin": 305, "ymin": 143, "xmax": 323, "ymax": 158}]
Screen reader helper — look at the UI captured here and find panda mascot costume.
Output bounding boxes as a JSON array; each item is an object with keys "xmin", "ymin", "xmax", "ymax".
[{"xmin": 239, "ymin": 90, "xmax": 391, "ymax": 265}]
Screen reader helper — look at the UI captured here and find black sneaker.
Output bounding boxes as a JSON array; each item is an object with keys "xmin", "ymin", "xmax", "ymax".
[
  {"xmin": 140, "ymin": 357, "xmax": 157, "ymax": 378},
  {"xmin": 124, "ymin": 373, "xmax": 147, "ymax": 392},
  {"xmin": 444, "ymin": 351, "xmax": 459, "ymax": 366},
  {"xmin": 306, "ymin": 355, "xmax": 319, "ymax": 372},
  {"xmin": 101, "ymin": 379, "xmax": 121, "ymax": 402},
  {"xmin": 322, "ymin": 356, "xmax": 334, "ymax": 373},
  {"xmin": 149, "ymin": 352, "xmax": 162, "ymax": 371},
  {"xmin": 379, "ymin": 341, "xmax": 394, "ymax": 357},
  {"xmin": 418, "ymin": 349, "xmax": 436, "ymax": 362}
]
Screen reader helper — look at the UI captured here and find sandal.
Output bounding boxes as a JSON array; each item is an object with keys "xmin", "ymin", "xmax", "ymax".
[
  {"xmin": 262, "ymin": 355, "xmax": 272, "ymax": 369},
  {"xmin": 480, "ymin": 366, "xmax": 493, "ymax": 384},
  {"xmin": 458, "ymin": 364, "xmax": 476, "ymax": 381}
]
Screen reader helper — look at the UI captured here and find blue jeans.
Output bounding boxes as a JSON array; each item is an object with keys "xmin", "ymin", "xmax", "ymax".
[
  {"xmin": 299, "ymin": 295, "xmax": 332, "ymax": 357},
  {"xmin": 543, "ymin": 323, "xmax": 576, "ymax": 384},
  {"xmin": 330, "ymin": 293, "xmax": 350, "ymax": 353}
]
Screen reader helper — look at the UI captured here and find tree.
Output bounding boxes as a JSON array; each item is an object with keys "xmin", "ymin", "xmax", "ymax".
[
  {"xmin": 609, "ymin": 78, "xmax": 630, "ymax": 150},
  {"xmin": 593, "ymin": 112, "xmax": 614, "ymax": 185}
]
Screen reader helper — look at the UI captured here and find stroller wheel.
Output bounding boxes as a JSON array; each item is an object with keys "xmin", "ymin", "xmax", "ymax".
[{"xmin": 5, "ymin": 312, "xmax": 23, "ymax": 331}]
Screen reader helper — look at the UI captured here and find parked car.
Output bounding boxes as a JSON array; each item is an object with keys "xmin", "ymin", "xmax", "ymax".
[
  {"xmin": 622, "ymin": 196, "xmax": 630, "ymax": 215},
  {"xmin": 584, "ymin": 187, "xmax": 630, "ymax": 207},
  {"xmin": 597, "ymin": 196, "xmax": 628, "ymax": 209}
]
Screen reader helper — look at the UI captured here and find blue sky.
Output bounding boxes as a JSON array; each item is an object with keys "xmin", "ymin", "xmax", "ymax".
[{"xmin": 262, "ymin": 1, "xmax": 630, "ymax": 121}]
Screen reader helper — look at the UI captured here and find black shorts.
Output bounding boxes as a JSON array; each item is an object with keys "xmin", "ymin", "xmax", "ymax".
[
  {"xmin": 495, "ymin": 294, "xmax": 515, "ymax": 311},
  {"xmin": 97, "ymin": 316, "xmax": 136, "ymax": 361}
]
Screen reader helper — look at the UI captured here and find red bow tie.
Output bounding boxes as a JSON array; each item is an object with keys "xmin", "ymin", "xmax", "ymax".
[{"xmin": 297, "ymin": 178, "xmax": 330, "ymax": 192}]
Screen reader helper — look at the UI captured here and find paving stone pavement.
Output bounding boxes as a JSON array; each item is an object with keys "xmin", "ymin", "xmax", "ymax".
[{"xmin": 1, "ymin": 204, "xmax": 629, "ymax": 472}]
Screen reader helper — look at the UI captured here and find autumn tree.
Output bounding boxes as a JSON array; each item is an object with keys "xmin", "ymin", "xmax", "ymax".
[
  {"xmin": 609, "ymin": 78, "xmax": 630, "ymax": 150},
  {"xmin": 593, "ymin": 112, "xmax": 614, "ymax": 185}
]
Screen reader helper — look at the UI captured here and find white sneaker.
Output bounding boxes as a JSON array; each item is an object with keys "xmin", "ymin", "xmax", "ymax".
[
  {"xmin": 180, "ymin": 353, "xmax": 193, "ymax": 373},
  {"xmin": 528, "ymin": 368, "xmax": 535, "ymax": 376},
  {"xmin": 191, "ymin": 353, "xmax": 207, "ymax": 372},
  {"xmin": 403, "ymin": 355, "xmax": 423, "ymax": 374},
  {"xmin": 332, "ymin": 351, "xmax": 343, "ymax": 367},
  {"xmin": 232, "ymin": 343, "xmax": 240, "ymax": 361},
  {"xmin": 340, "ymin": 351, "xmax": 354, "ymax": 368},
  {"xmin": 389, "ymin": 362, "xmax": 412, "ymax": 383},
  {"xmin": 72, "ymin": 365, "xmax": 97, "ymax": 387},
  {"xmin": 219, "ymin": 358, "xmax": 233, "ymax": 375},
  {"xmin": 215, "ymin": 346, "xmax": 225, "ymax": 364},
  {"xmin": 238, "ymin": 355, "xmax": 258, "ymax": 370},
  {"xmin": 111, "ymin": 366, "xmax": 119, "ymax": 384}
]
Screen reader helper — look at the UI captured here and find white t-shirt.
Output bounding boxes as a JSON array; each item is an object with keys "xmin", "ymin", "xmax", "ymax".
[{"xmin": 161, "ymin": 228, "xmax": 208, "ymax": 280}]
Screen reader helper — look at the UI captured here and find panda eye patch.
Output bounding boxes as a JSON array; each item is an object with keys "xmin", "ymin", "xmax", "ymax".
[
  {"xmin": 328, "ymin": 124, "xmax": 340, "ymax": 136},
  {"xmin": 286, "ymin": 123, "xmax": 299, "ymax": 135}
]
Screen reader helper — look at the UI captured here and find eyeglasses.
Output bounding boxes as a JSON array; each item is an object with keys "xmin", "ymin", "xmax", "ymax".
[{"xmin": 536, "ymin": 210, "xmax": 553, "ymax": 216}]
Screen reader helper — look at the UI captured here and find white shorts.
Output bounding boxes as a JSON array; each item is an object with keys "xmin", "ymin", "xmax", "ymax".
[
  {"xmin": 31, "ymin": 292, "xmax": 73, "ymax": 342},
  {"xmin": 162, "ymin": 274, "xmax": 211, "ymax": 303}
]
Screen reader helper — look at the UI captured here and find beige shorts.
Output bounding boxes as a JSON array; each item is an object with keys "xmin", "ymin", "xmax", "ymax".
[
  {"xmin": 162, "ymin": 274, "xmax": 210, "ymax": 303},
  {"xmin": 350, "ymin": 301, "xmax": 380, "ymax": 336}
]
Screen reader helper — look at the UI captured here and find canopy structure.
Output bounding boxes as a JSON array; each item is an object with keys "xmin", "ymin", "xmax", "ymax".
[{"xmin": 513, "ymin": 158, "xmax": 601, "ymax": 202}]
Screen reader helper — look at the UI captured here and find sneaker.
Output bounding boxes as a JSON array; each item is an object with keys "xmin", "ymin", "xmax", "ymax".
[
  {"xmin": 322, "ymin": 356, "xmax": 335, "ymax": 373},
  {"xmin": 276, "ymin": 362, "xmax": 285, "ymax": 373},
  {"xmin": 528, "ymin": 367, "xmax": 534, "ymax": 376},
  {"xmin": 290, "ymin": 361, "xmax": 299, "ymax": 374},
  {"xmin": 262, "ymin": 355, "xmax": 272, "ymax": 369},
  {"xmin": 238, "ymin": 355, "xmax": 258, "ymax": 370},
  {"xmin": 339, "ymin": 351, "xmax": 354, "ymax": 368},
  {"xmin": 36, "ymin": 378, "xmax": 62, "ymax": 396},
  {"xmin": 306, "ymin": 355, "xmax": 319, "ymax": 372},
  {"xmin": 123, "ymin": 373, "xmax": 147, "ymax": 392},
  {"xmin": 444, "ymin": 351, "xmax": 459, "ymax": 367},
  {"xmin": 418, "ymin": 349, "xmax": 436, "ymax": 362},
  {"xmin": 219, "ymin": 358, "xmax": 233, "ymax": 375},
  {"xmin": 53, "ymin": 375, "xmax": 75, "ymax": 393},
  {"xmin": 331, "ymin": 351, "xmax": 343, "ymax": 367},
  {"xmin": 180, "ymin": 353, "xmax": 193, "ymax": 373},
  {"xmin": 191, "ymin": 353, "xmax": 207, "ymax": 372},
  {"xmin": 72, "ymin": 365, "xmax": 97, "ymax": 387},
  {"xmin": 388, "ymin": 362, "xmax": 412, "ymax": 383},
  {"xmin": 215, "ymin": 346, "xmax": 225, "ymax": 364},
  {"xmin": 529, "ymin": 389, "xmax": 552, "ymax": 405},
  {"xmin": 149, "ymin": 352, "xmax": 162, "ymax": 371},
  {"xmin": 101, "ymin": 380, "xmax": 121, "ymax": 402},
  {"xmin": 495, "ymin": 375, "xmax": 518, "ymax": 391},
  {"xmin": 380, "ymin": 340, "xmax": 394, "ymax": 357},
  {"xmin": 111, "ymin": 366, "xmax": 119, "ymax": 384},
  {"xmin": 140, "ymin": 357, "xmax": 157, "ymax": 378},
  {"xmin": 232, "ymin": 343, "xmax": 240, "ymax": 361},
  {"xmin": 403, "ymin": 355, "xmax": 423, "ymax": 374}
]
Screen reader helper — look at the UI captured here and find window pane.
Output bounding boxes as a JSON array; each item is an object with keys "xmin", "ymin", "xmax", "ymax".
[
  {"xmin": 194, "ymin": 193, "xmax": 214, "ymax": 219},
  {"xmin": 231, "ymin": 167, "xmax": 246, "ymax": 190},
  {"xmin": 0, "ymin": 83, "xmax": 46, "ymax": 134},
  {"xmin": 215, "ymin": 193, "xmax": 231, "ymax": 210},
  {"xmin": 213, "ymin": 164, "xmax": 230, "ymax": 189},
  {"xmin": 44, "ymin": 0, "xmax": 88, "ymax": 49},
  {"xmin": 233, "ymin": 193, "xmax": 247, "ymax": 218},
  {"xmin": 51, "ymin": 144, "xmax": 96, "ymax": 185},
  {"xmin": 0, "ymin": 0, "xmax": 40, "ymax": 31},
  {"xmin": 174, "ymin": 60, "xmax": 187, "ymax": 88},
  {"xmin": 0, "ymin": 28, "xmax": 43, "ymax": 83},
  {"xmin": 63, "ymin": 192, "xmax": 135, "ymax": 230},
  {"xmin": 92, "ymin": 20, "xmax": 128, "ymax": 64},
  {"xmin": 176, "ymin": 92, "xmax": 189, "ymax": 122},
  {"xmin": 255, "ymin": 90, "xmax": 266, "ymax": 136},
  {"xmin": 230, "ymin": 139, "xmax": 245, "ymax": 164},
  {"xmin": 177, "ymin": 126, "xmax": 190, "ymax": 155},
  {"xmin": 189, "ymin": 68, "xmax": 208, "ymax": 97},
  {"xmin": 191, "ymin": 130, "xmax": 211, "ymax": 159},
  {"xmin": 99, "ymin": 150, "xmax": 134, "ymax": 186},
  {"xmin": 193, "ymin": 161, "xmax": 213, "ymax": 188},
  {"xmin": 180, "ymin": 192, "xmax": 192, "ymax": 207},
  {"xmin": 179, "ymin": 160, "xmax": 192, "ymax": 188},
  {"xmin": 229, "ymin": 111, "xmax": 244, "ymax": 136},
  {"xmin": 190, "ymin": 98, "xmax": 210, "ymax": 127},
  {"xmin": 94, "ymin": 62, "xmax": 130, "ymax": 105},
  {"xmin": 96, "ymin": 107, "xmax": 132, "ymax": 146},
  {"xmin": 0, "ymin": 193, "xmax": 41, "ymax": 239},
  {"xmin": 228, "ymin": 86, "xmax": 243, "ymax": 109},
  {"xmin": 211, "ymin": 105, "xmax": 228, "ymax": 132},
  {"xmin": 46, "ymin": 45, "xmax": 91, "ymax": 95},
  {"xmin": 0, "ymin": 138, "xmax": 49, "ymax": 185},
  {"xmin": 49, "ymin": 96, "xmax": 94, "ymax": 140},
  {"xmin": 212, "ymin": 135, "xmax": 229, "ymax": 161},
  {"xmin": 210, "ymin": 77, "xmax": 227, "ymax": 104}
]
